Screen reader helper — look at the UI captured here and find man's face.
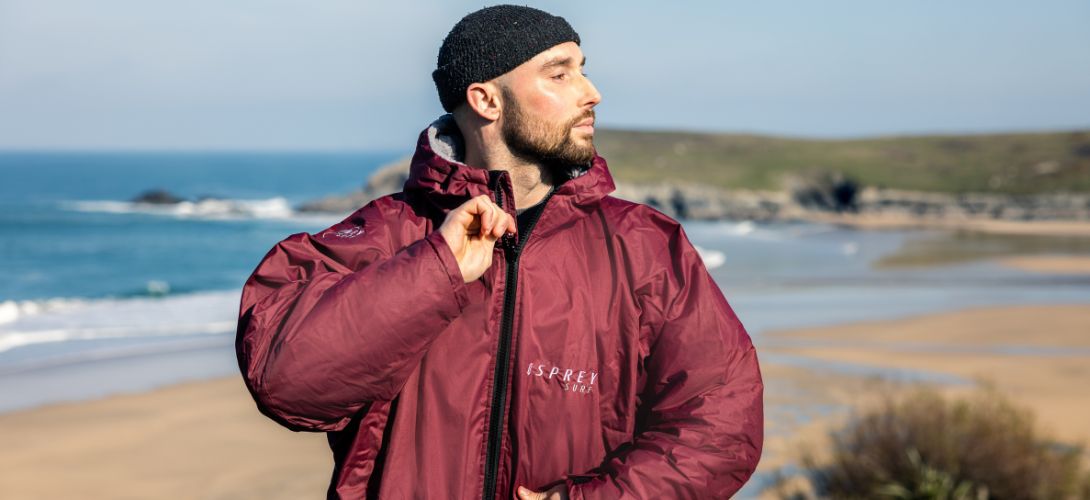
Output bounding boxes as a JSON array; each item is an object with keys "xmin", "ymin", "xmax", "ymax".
[{"xmin": 496, "ymin": 42, "xmax": 602, "ymax": 169}]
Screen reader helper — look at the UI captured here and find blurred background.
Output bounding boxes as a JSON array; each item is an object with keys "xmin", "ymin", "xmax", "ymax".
[{"xmin": 1, "ymin": 1, "xmax": 1088, "ymax": 498}]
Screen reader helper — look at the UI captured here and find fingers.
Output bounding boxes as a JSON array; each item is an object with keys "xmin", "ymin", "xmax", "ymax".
[
  {"xmin": 494, "ymin": 211, "xmax": 515, "ymax": 240},
  {"xmin": 455, "ymin": 195, "xmax": 492, "ymax": 229},
  {"xmin": 462, "ymin": 194, "xmax": 495, "ymax": 216},
  {"xmin": 448, "ymin": 194, "xmax": 519, "ymax": 244},
  {"xmin": 455, "ymin": 194, "xmax": 515, "ymax": 241},
  {"xmin": 482, "ymin": 200, "xmax": 499, "ymax": 239},
  {"xmin": 517, "ymin": 486, "xmax": 543, "ymax": 500},
  {"xmin": 482, "ymin": 202, "xmax": 493, "ymax": 236},
  {"xmin": 475, "ymin": 195, "xmax": 495, "ymax": 236}
]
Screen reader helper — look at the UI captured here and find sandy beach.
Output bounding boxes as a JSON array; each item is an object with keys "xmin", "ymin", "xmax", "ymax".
[
  {"xmin": 2, "ymin": 302, "xmax": 1088, "ymax": 498},
  {"xmin": 797, "ymin": 211, "xmax": 1090, "ymax": 237},
  {"xmin": 994, "ymin": 254, "xmax": 1090, "ymax": 274},
  {"xmin": 762, "ymin": 303, "xmax": 1090, "ymax": 454},
  {"xmin": 0, "ymin": 359, "xmax": 885, "ymax": 499},
  {"xmin": 0, "ymin": 377, "xmax": 332, "ymax": 499}
]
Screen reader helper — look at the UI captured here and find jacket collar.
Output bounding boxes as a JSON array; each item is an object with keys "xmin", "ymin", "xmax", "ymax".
[{"xmin": 403, "ymin": 114, "xmax": 616, "ymax": 228}]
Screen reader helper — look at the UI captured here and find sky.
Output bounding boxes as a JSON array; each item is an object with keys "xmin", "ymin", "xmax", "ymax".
[{"xmin": 1, "ymin": 0, "xmax": 1088, "ymax": 151}]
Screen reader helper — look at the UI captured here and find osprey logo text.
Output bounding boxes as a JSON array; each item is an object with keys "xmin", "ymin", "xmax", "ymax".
[{"xmin": 525, "ymin": 362, "xmax": 598, "ymax": 395}]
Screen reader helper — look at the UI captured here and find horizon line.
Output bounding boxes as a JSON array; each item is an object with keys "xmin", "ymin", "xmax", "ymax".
[{"xmin": 1, "ymin": 124, "xmax": 1088, "ymax": 154}]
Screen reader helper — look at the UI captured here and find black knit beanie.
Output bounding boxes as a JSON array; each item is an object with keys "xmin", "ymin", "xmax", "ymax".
[{"xmin": 432, "ymin": 4, "xmax": 581, "ymax": 112}]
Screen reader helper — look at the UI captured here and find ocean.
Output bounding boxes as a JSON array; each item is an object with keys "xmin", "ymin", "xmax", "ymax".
[
  {"xmin": 0, "ymin": 151, "xmax": 395, "ymax": 411},
  {"xmin": 2, "ymin": 150, "xmax": 1088, "ymax": 418}
]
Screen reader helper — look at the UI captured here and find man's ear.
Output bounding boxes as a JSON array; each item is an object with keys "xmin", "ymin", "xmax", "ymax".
[{"xmin": 465, "ymin": 82, "xmax": 502, "ymax": 122}]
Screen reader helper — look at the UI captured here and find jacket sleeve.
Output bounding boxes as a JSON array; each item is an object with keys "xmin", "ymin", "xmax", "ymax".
[
  {"xmin": 234, "ymin": 200, "xmax": 470, "ymax": 432},
  {"xmin": 564, "ymin": 220, "xmax": 764, "ymax": 499}
]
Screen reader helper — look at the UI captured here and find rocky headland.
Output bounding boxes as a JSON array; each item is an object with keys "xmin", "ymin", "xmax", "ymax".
[{"xmin": 294, "ymin": 155, "xmax": 1090, "ymax": 236}]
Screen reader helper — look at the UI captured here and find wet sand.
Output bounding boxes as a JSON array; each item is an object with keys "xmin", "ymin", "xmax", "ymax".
[
  {"xmin": 757, "ymin": 363, "xmax": 888, "ymax": 470},
  {"xmin": 763, "ymin": 303, "xmax": 1090, "ymax": 445},
  {"xmin": 798, "ymin": 211, "xmax": 1090, "ymax": 237},
  {"xmin": 752, "ymin": 302, "xmax": 1090, "ymax": 497},
  {"xmin": 994, "ymin": 254, "xmax": 1090, "ymax": 275}
]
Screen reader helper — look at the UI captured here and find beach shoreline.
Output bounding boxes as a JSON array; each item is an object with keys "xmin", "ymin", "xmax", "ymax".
[
  {"xmin": 4, "ymin": 302, "xmax": 1089, "ymax": 498},
  {"xmin": 795, "ymin": 211, "xmax": 1090, "ymax": 237}
]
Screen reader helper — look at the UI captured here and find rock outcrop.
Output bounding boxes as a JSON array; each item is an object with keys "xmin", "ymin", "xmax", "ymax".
[
  {"xmin": 132, "ymin": 189, "xmax": 186, "ymax": 205},
  {"xmin": 296, "ymin": 157, "xmax": 411, "ymax": 214}
]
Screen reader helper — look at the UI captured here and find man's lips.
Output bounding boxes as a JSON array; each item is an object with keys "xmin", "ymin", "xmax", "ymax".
[{"xmin": 573, "ymin": 118, "xmax": 595, "ymax": 130}]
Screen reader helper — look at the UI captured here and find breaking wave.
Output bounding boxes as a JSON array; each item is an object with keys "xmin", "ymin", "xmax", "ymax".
[
  {"xmin": 0, "ymin": 290, "xmax": 240, "ymax": 354},
  {"xmin": 62, "ymin": 197, "xmax": 296, "ymax": 220}
]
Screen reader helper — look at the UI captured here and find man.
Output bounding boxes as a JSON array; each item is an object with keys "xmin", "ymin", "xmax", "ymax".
[{"xmin": 235, "ymin": 4, "xmax": 763, "ymax": 499}]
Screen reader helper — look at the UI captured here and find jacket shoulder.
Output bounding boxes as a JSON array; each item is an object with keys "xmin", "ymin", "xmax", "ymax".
[
  {"xmin": 599, "ymin": 194, "xmax": 686, "ymax": 241},
  {"xmin": 596, "ymin": 195, "xmax": 694, "ymax": 290}
]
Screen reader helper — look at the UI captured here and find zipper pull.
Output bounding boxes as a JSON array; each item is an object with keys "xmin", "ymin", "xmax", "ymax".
[{"xmin": 502, "ymin": 232, "xmax": 517, "ymax": 253}]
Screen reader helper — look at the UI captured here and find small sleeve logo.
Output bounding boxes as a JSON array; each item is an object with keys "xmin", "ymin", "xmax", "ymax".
[{"xmin": 328, "ymin": 225, "xmax": 365, "ymax": 239}]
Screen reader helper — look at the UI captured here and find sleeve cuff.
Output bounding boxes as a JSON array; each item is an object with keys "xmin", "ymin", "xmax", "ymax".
[{"xmin": 424, "ymin": 230, "xmax": 470, "ymax": 311}]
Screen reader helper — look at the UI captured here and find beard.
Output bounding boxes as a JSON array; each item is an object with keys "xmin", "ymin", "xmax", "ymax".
[{"xmin": 499, "ymin": 86, "xmax": 596, "ymax": 178}]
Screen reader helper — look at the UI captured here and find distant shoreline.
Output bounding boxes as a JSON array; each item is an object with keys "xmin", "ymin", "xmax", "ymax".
[{"xmin": 292, "ymin": 144, "xmax": 1090, "ymax": 238}]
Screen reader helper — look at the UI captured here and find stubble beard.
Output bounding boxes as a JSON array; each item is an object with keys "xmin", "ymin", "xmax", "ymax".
[{"xmin": 499, "ymin": 86, "xmax": 596, "ymax": 175}]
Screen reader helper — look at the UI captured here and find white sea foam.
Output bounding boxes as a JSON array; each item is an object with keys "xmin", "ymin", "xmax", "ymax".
[
  {"xmin": 0, "ymin": 298, "xmax": 88, "ymax": 325},
  {"xmin": 730, "ymin": 220, "xmax": 757, "ymax": 235},
  {"xmin": 693, "ymin": 220, "xmax": 759, "ymax": 236},
  {"xmin": 698, "ymin": 220, "xmax": 788, "ymax": 241},
  {"xmin": 694, "ymin": 244, "xmax": 726, "ymax": 269},
  {"xmin": 0, "ymin": 335, "xmax": 235, "ymax": 375},
  {"xmin": 63, "ymin": 197, "xmax": 296, "ymax": 220},
  {"xmin": 0, "ymin": 290, "xmax": 240, "ymax": 354},
  {"xmin": 692, "ymin": 219, "xmax": 848, "ymax": 243}
]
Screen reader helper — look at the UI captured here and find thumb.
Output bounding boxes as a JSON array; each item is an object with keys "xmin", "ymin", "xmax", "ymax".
[{"xmin": 517, "ymin": 485, "xmax": 542, "ymax": 500}]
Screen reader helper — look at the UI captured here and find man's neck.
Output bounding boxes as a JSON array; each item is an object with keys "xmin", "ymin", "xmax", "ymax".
[{"xmin": 464, "ymin": 146, "xmax": 556, "ymax": 211}]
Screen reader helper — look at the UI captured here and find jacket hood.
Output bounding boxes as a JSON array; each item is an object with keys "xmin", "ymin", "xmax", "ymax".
[{"xmin": 403, "ymin": 113, "xmax": 616, "ymax": 220}]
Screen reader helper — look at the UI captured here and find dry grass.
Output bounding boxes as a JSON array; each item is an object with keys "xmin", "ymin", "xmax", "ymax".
[{"xmin": 770, "ymin": 384, "xmax": 1090, "ymax": 500}]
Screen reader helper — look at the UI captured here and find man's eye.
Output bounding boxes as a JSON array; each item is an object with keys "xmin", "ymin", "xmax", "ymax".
[{"xmin": 553, "ymin": 72, "xmax": 588, "ymax": 80}]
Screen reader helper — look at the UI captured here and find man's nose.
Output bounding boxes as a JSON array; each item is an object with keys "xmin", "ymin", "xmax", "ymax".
[{"xmin": 581, "ymin": 75, "xmax": 602, "ymax": 108}]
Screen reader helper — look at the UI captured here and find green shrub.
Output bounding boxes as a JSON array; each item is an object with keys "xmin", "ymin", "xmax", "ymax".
[{"xmin": 776, "ymin": 386, "xmax": 1090, "ymax": 500}]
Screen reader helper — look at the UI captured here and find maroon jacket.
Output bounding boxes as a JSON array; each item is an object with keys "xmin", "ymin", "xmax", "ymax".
[{"xmin": 235, "ymin": 114, "xmax": 764, "ymax": 499}]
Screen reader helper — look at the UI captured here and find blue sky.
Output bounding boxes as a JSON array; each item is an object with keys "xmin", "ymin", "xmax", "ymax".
[{"xmin": 1, "ymin": 0, "xmax": 1088, "ymax": 150}]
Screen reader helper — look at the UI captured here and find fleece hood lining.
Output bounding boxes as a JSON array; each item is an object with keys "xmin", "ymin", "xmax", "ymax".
[{"xmin": 426, "ymin": 113, "xmax": 590, "ymax": 180}]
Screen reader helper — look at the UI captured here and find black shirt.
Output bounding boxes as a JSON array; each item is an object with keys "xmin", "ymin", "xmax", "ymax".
[{"xmin": 515, "ymin": 195, "xmax": 548, "ymax": 239}]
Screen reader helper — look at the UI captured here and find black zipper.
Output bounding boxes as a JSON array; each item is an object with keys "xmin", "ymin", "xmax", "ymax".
[{"xmin": 482, "ymin": 171, "xmax": 556, "ymax": 500}]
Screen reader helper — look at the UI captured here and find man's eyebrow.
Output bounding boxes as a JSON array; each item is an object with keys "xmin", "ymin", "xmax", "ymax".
[{"xmin": 540, "ymin": 56, "xmax": 586, "ymax": 71}]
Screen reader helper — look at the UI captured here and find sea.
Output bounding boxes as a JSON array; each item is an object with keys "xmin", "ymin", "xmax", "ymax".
[
  {"xmin": 0, "ymin": 151, "xmax": 396, "ymax": 412},
  {"xmin": 2, "ymin": 151, "xmax": 1088, "ymax": 497}
]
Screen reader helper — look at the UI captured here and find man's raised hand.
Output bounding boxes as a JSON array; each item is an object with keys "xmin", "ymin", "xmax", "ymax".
[
  {"xmin": 438, "ymin": 194, "xmax": 517, "ymax": 283},
  {"xmin": 517, "ymin": 484, "xmax": 568, "ymax": 500}
]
